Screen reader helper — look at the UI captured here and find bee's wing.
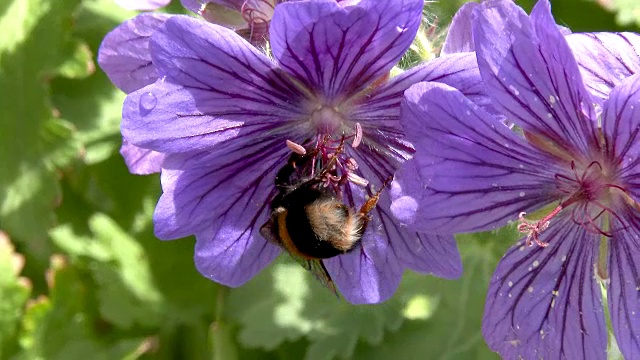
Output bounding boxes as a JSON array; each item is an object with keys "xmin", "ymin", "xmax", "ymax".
[
  {"xmin": 260, "ymin": 219, "xmax": 338, "ymax": 297},
  {"xmin": 260, "ymin": 219, "xmax": 281, "ymax": 246},
  {"xmin": 301, "ymin": 258, "xmax": 339, "ymax": 297}
]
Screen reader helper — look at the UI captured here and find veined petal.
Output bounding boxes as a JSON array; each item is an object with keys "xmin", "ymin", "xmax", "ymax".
[
  {"xmin": 357, "ymin": 52, "xmax": 489, "ymax": 122},
  {"xmin": 326, "ymin": 229, "xmax": 460, "ymax": 305},
  {"xmin": 120, "ymin": 141, "xmax": 165, "ymax": 175},
  {"xmin": 324, "ymin": 186, "xmax": 403, "ymax": 304},
  {"xmin": 270, "ymin": 0, "xmax": 423, "ymax": 100},
  {"xmin": 608, "ymin": 206, "xmax": 640, "ymax": 360},
  {"xmin": 193, "ymin": 211, "xmax": 281, "ymax": 287},
  {"xmin": 483, "ymin": 218, "xmax": 607, "ymax": 360},
  {"xmin": 441, "ymin": 2, "xmax": 477, "ymax": 55},
  {"xmin": 601, "ymin": 74, "xmax": 640, "ymax": 193},
  {"xmin": 122, "ymin": 16, "xmax": 308, "ymax": 153},
  {"xmin": 391, "ymin": 82, "xmax": 558, "ymax": 234},
  {"xmin": 324, "ymin": 152, "xmax": 461, "ymax": 303},
  {"xmin": 98, "ymin": 13, "xmax": 170, "ymax": 94},
  {"xmin": 474, "ymin": 0, "xmax": 599, "ymax": 156},
  {"xmin": 348, "ymin": 52, "xmax": 489, "ymax": 173},
  {"xmin": 115, "ymin": 0, "xmax": 170, "ymax": 11},
  {"xmin": 566, "ymin": 32, "xmax": 640, "ymax": 104},
  {"xmin": 153, "ymin": 136, "xmax": 291, "ymax": 240},
  {"xmin": 352, "ymin": 130, "xmax": 463, "ymax": 273}
]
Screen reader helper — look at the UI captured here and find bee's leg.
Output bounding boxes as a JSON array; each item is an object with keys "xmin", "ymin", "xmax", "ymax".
[{"xmin": 357, "ymin": 175, "xmax": 393, "ymax": 215}]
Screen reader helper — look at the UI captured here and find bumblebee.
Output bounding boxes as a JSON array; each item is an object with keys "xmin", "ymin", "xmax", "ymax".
[{"xmin": 260, "ymin": 140, "xmax": 386, "ymax": 294}]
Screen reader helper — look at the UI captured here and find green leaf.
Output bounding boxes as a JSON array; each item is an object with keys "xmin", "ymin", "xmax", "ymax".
[
  {"xmin": 598, "ymin": 0, "xmax": 640, "ymax": 27},
  {"xmin": 16, "ymin": 256, "xmax": 151, "ymax": 360},
  {"xmin": 0, "ymin": 0, "xmax": 85, "ymax": 245},
  {"xmin": 50, "ymin": 213, "xmax": 164, "ymax": 329},
  {"xmin": 0, "ymin": 232, "xmax": 31, "ymax": 359},
  {"xmin": 56, "ymin": 40, "xmax": 95, "ymax": 80},
  {"xmin": 349, "ymin": 228, "xmax": 520, "ymax": 360},
  {"xmin": 55, "ymin": 150, "xmax": 219, "ymax": 327},
  {"xmin": 50, "ymin": 0, "xmax": 140, "ymax": 166},
  {"xmin": 226, "ymin": 257, "xmax": 405, "ymax": 360}
]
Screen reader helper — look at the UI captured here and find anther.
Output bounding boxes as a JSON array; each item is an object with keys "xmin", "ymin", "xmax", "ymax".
[
  {"xmin": 347, "ymin": 173, "xmax": 369, "ymax": 187},
  {"xmin": 286, "ymin": 139, "xmax": 307, "ymax": 155},
  {"xmin": 352, "ymin": 123, "xmax": 363, "ymax": 148}
]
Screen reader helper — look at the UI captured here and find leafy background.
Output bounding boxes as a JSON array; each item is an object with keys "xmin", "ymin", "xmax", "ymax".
[{"xmin": 1, "ymin": 0, "xmax": 638, "ymax": 359}]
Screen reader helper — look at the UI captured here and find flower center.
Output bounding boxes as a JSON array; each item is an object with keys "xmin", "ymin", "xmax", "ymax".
[
  {"xmin": 518, "ymin": 159, "xmax": 628, "ymax": 247},
  {"xmin": 310, "ymin": 106, "xmax": 347, "ymax": 134},
  {"xmin": 284, "ymin": 133, "xmax": 368, "ymax": 201}
]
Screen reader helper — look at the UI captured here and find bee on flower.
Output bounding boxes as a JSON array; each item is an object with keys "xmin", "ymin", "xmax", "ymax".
[{"xmin": 98, "ymin": 0, "xmax": 490, "ymax": 303}]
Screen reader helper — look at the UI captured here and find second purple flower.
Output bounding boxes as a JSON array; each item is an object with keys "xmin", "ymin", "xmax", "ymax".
[{"xmin": 391, "ymin": 0, "xmax": 640, "ymax": 358}]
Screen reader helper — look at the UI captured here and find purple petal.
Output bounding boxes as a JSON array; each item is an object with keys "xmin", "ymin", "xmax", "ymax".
[
  {"xmin": 193, "ymin": 211, "xmax": 281, "ymax": 288},
  {"xmin": 115, "ymin": 0, "xmax": 170, "ymax": 10},
  {"xmin": 98, "ymin": 13, "xmax": 170, "ymax": 93},
  {"xmin": 362, "ymin": 52, "xmax": 490, "ymax": 118},
  {"xmin": 269, "ymin": 0, "xmax": 423, "ymax": 100},
  {"xmin": 474, "ymin": 0, "xmax": 599, "ymax": 155},
  {"xmin": 345, "ymin": 145, "xmax": 463, "ymax": 279},
  {"xmin": 608, "ymin": 207, "xmax": 640, "ymax": 360},
  {"xmin": 566, "ymin": 32, "xmax": 640, "ymax": 104},
  {"xmin": 153, "ymin": 136, "xmax": 290, "ymax": 240},
  {"xmin": 325, "ymin": 170, "xmax": 461, "ymax": 304},
  {"xmin": 601, "ymin": 74, "xmax": 640, "ymax": 199},
  {"xmin": 346, "ymin": 52, "xmax": 489, "ymax": 178},
  {"xmin": 483, "ymin": 217, "xmax": 607, "ymax": 359},
  {"xmin": 391, "ymin": 82, "xmax": 558, "ymax": 234},
  {"xmin": 119, "ymin": 141, "xmax": 165, "ymax": 175},
  {"xmin": 122, "ymin": 16, "xmax": 307, "ymax": 153},
  {"xmin": 323, "ymin": 183, "xmax": 404, "ymax": 304},
  {"xmin": 441, "ymin": 2, "xmax": 478, "ymax": 55}
]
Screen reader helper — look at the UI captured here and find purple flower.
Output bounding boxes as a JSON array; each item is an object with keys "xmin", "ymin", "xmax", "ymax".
[
  {"xmin": 391, "ymin": 0, "xmax": 640, "ymax": 357},
  {"xmin": 116, "ymin": 0, "xmax": 489, "ymax": 303}
]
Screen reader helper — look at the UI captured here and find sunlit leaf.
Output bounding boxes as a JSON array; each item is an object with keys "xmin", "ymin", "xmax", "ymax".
[
  {"xmin": 15, "ymin": 256, "xmax": 150, "ymax": 360},
  {"xmin": 0, "ymin": 232, "xmax": 31, "ymax": 359},
  {"xmin": 50, "ymin": 213, "xmax": 164, "ymax": 328},
  {"xmin": 227, "ymin": 257, "xmax": 406, "ymax": 359},
  {"xmin": 0, "ymin": 0, "xmax": 84, "ymax": 245},
  {"xmin": 598, "ymin": 0, "xmax": 640, "ymax": 27}
]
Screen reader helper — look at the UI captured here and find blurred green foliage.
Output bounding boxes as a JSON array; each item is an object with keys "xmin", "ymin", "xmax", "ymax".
[{"xmin": 0, "ymin": 0, "xmax": 638, "ymax": 359}]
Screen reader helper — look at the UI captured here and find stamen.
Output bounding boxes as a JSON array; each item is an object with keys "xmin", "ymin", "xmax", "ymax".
[
  {"xmin": 347, "ymin": 173, "xmax": 368, "ymax": 187},
  {"xmin": 345, "ymin": 157, "xmax": 358, "ymax": 171},
  {"xmin": 286, "ymin": 139, "xmax": 307, "ymax": 155},
  {"xmin": 352, "ymin": 123, "xmax": 363, "ymax": 148}
]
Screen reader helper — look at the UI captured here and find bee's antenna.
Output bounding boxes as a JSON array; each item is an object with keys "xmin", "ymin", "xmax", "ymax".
[{"xmin": 379, "ymin": 175, "xmax": 394, "ymax": 193}]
